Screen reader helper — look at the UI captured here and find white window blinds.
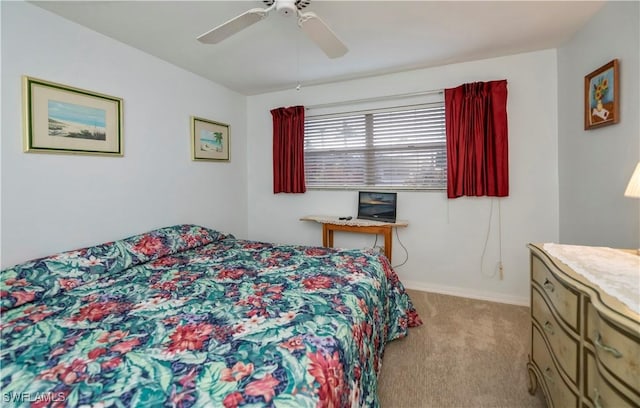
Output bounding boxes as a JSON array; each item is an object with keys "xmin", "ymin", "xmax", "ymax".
[{"xmin": 304, "ymin": 102, "xmax": 446, "ymax": 190}]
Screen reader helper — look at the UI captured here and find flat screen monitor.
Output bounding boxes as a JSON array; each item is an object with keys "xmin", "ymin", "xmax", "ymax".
[{"xmin": 357, "ymin": 191, "xmax": 397, "ymax": 223}]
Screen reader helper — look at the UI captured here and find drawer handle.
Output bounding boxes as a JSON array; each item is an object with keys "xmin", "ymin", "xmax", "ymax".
[
  {"xmin": 595, "ymin": 332, "xmax": 623, "ymax": 358},
  {"xmin": 594, "ymin": 388, "xmax": 603, "ymax": 408},
  {"xmin": 543, "ymin": 367, "xmax": 554, "ymax": 385},
  {"xmin": 542, "ymin": 278, "xmax": 555, "ymax": 293},
  {"xmin": 543, "ymin": 321, "xmax": 555, "ymax": 335}
]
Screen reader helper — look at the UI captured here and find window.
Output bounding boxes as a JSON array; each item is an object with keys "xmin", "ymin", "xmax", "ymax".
[{"xmin": 304, "ymin": 102, "xmax": 446, "ymax": 190}]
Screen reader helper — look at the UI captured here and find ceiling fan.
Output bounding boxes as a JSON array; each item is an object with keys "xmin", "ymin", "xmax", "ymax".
[{"xmin": 197, "ymin": 0, "xmax": 348, "ymax": 59}]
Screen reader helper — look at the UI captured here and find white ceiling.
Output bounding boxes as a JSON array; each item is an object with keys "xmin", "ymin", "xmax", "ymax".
[{"xmin": 32, "ymin": 0, "xmax": 605, "ymax": 95}]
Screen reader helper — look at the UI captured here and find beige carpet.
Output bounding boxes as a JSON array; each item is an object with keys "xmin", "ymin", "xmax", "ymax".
[{"xmin": 378, "ymin": 290, "xmax": 546, "ymax": 408}]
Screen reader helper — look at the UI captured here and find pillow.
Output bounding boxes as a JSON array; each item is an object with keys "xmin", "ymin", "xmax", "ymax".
[
  {"xmin": 0, "ymin": 224, "xmax": 228, "ymax": 311},
  {"xmin": 119, "ymin": 224, "xmax": 228, "ymax": 266}
]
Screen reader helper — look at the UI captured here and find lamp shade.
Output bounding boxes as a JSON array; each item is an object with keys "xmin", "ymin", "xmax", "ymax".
[{"xmin": 624, "ymin": 162, "xmax": 640, "ymax": 198}]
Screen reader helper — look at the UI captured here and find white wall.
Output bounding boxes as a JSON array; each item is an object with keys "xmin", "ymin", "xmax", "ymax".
[
  {"xmin": 558, "ymin": 1, "xmax": 640, "ymax": 248},
  {"xmin": 7, "ymin": 3, "xmax": 607, "ymax": 306},
  {"xmin": 247, "ymin": 50, "xmax": 560, "ymax": 305},
  {"xmin": 1, "ymin": 2, "xmax": 248, "ymax": 268}
]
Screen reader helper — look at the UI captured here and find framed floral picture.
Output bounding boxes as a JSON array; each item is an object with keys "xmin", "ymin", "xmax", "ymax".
[
  {"xmin": 191, "ymin": 116, "xmax": 230, "ymax": 161},
  {"xmin": 584, "ymin": 59, "xmax": 619, "ymax": 130},
  {"xmin": 23, "ymin": 76, "xmax": 123, "ymax": 156}
]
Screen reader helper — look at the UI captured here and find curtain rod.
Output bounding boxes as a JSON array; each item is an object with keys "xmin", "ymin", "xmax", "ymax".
[{"xmin": 305, "ymin": 89, "xmax": 444, "ymax": 110}]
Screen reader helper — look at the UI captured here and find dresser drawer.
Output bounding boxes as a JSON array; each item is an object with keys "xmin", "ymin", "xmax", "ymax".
[
  {"xmin": 531, "ymin": 288, "xmax": 579, "ymax": 383},
  {"xmin": 532, "ymin": 255, "xmax": 579, "ymax": 331},
  {"xmin": 586, "ymin": 301, "xmax": 640, "ymax": 394},
  {"xmin": 532, "ymin": 326, "xmax": 578, "ymax": 408},
  {"xmin": 586, "ymin": 352, "xmax": 640, "ymax": 407}
]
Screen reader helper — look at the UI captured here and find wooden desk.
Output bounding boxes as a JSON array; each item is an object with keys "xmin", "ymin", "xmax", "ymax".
[{"xmin": 300, "ymin": 215, "xmax": 408, "ymax": 262}]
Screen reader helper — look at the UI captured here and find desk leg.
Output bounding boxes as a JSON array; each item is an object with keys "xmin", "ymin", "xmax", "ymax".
[
  {"xmin": 384, "ymin": 227, "xmax": 392, "ymax": 262},
  {"xmin": 327, "ymin": 229, "xmax": 334, "ymax": 248},
  {"xmin": 322, "ymin": 224, "xmax": 328, "ymax": 247}
]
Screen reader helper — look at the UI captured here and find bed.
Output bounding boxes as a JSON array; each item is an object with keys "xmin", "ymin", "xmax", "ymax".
[{"xmin": 1, "ymin": 224, "xmax": 421, "ymax": 407}]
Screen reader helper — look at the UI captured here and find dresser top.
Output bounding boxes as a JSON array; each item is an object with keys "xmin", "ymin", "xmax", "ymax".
[
  {"xmin": 542, "ymin": 243, "xmax": 639, "ymax": 314},
  {"xmin": 529, "ymin": 243, "xmax": 639, "ymax": 326}
]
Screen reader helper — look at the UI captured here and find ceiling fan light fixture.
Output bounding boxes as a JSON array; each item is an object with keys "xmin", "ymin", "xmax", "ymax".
[
  {"xmin": 276, "ymin": 0, "xmax": 297, "ymax": 16},
  {"xmin": 263, "ymin": 0, "xmax": 311, "ymax": 10}
]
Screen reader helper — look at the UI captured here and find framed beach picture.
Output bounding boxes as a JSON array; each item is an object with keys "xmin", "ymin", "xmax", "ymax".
[
  {"xmin": 584, "ymin": 59, "xmax": 619, "ymax": 130},
  {"xmin": 191, "ymin": 116, "xmax": 230, "ymax": 161},
  {"xmin": 23, "ymin": 76, "xmax": 123, "ymax": 156}
]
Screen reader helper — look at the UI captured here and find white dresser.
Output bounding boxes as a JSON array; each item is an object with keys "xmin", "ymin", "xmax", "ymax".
[{"xmin": 527, "ymin": 243, "xmax": 640, "ymax": 408}]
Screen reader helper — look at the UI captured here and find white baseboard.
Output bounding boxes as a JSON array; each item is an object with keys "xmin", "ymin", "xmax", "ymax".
[{"xmin": 402, "ymin": 280, "xmax": 529, "ymax": 307}]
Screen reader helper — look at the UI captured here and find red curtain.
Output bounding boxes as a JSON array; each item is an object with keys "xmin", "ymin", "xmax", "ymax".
[
  {"xmin": 271, "ymin": 106, "xmax": 306, "ymax": 194},
  {"xmin": 445, "ymin": 80, "xmax": 509, "ymax": 198}
]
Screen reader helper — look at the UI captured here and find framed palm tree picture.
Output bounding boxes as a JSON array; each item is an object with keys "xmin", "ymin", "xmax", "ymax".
[{"xmin": 191, "ymin": 116, "xmax": 230, "ymax": 161}]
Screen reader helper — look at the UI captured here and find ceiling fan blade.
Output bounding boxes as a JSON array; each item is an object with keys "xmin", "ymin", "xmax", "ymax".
[
  {"xmin": 197, "ymin": 8, "xmax": 268, "ymax": 44},
  {"xmin": 298, "ymin": 12, "xmax": 348, "ymax": 59}
]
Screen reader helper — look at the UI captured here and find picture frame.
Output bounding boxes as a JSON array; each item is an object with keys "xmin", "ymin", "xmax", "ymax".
[
  {"xmin": 23, "ymin": 76, "xmax": 123, "ymax": 156},
  {"xmin": 191, "ymin": 116, "xmax": 230, "ymax": 161},
  {"xmin": 584, "ymin": 59, "xmax": 619, "ymax": 130}
]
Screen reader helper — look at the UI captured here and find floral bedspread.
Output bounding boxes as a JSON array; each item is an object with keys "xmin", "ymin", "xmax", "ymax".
[{"xmin": 1, "ymin": 225, "xmax": 421, "ymax": 407}]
